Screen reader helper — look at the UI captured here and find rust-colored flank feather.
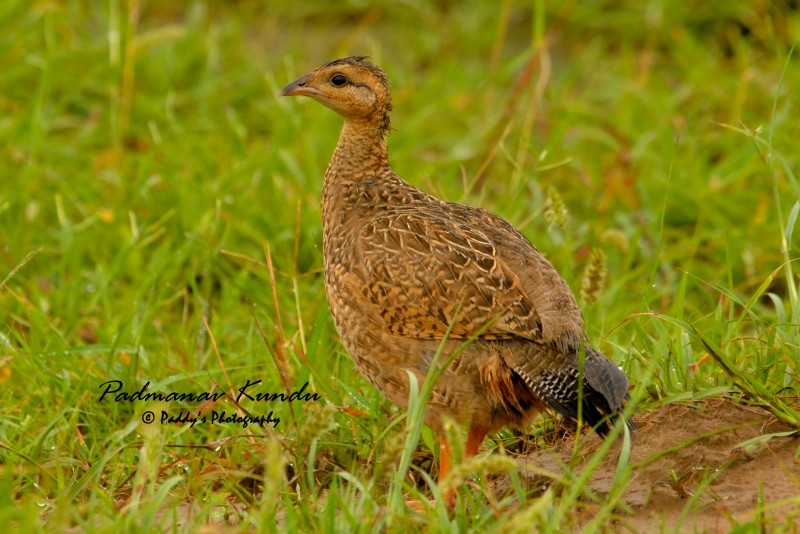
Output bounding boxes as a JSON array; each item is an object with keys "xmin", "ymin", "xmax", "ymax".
[{"xmin": 281, "ymin": 56, "xmax": 631, "ymax": 487}]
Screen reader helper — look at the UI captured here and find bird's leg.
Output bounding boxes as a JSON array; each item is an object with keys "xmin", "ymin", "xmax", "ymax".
[
  {"xmin": 465, "ymin": 426, "xmax": 489, "ymax": 458},
  {"xmin": 406, "ymin": 427, "xmax": 492, "ymax": 511},
  {"xmin": 405, "ymin": 436, "xmax": 454, "ymax": 513},
  {"xmin": 439, "ymin": 435, "xmax": 457, "ymax": 509},
  {"xmin": 440, "ymin": 426, "xmax": 489, "ymax": 508},
  {"xmin": 439, "ymin": 435, "xmax": 452, "ymax": 480}
]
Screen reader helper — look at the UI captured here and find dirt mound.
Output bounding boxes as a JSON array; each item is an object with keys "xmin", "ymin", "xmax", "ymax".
[{"xmin": 514, "ymin": 400, "xmax": 800, "ymax": 532}]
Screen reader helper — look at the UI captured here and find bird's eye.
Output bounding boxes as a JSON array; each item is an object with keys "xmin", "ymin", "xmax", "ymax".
[{"xmin": 330, "ymin": 74, "xmax": 348, "ymax": 87}]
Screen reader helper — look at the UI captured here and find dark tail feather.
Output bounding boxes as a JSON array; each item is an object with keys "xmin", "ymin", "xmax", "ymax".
[
  {"xmin": 583, "ymin": 347, "xmax": 635, "ymax": 436},
  {"xmin": 514, "ymin": 346, "xmax": 634, "ymax": 437},
  {"xmin": 584, "ymin": 390, "xmax": 636, "ymax": 437}
]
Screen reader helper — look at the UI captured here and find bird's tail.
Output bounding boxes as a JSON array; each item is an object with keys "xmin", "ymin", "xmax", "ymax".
[{"xmin": 514, "ymin": 345, "xmax": 634, "ymax": 436}]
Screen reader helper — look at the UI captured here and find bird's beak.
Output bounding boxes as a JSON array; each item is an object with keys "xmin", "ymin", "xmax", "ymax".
[{"xmin": 280, "ymin": 74, "xmax": 322, "ymax": 97}]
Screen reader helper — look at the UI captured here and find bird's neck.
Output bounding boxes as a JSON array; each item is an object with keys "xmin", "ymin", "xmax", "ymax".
[{"xmin": 327, "ymin": 119, "xmax": 390, "ymax": 182}]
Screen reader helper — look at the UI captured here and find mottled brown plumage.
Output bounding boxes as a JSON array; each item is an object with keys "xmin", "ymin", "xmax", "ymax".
[{"xmin": 281, "ymin": 56, "xmax": 631, "ymax": 481}]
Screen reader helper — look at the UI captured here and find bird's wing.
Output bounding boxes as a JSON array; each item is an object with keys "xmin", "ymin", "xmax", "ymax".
[{"xmin": 353, "ymin": 203, "xmax": 584, "ymax": 351}]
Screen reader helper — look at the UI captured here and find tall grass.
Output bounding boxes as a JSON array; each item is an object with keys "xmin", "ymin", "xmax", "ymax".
[{"xmin": 1, "ymin": 1, "xmax": 798, "ymax": 531}]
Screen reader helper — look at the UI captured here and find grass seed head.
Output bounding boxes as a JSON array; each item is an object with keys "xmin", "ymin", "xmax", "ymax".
[
  {"xmin": 600, "ymin": 228, "xmax": 630, "ymax": 252},
  {"xmin": 297, "ymin": 402, "xmax": 336, "ymax": 446},
  {"xmin": 439, "ymin": 454, "xmax": 517, "ymax": 491},
  {"xmin": 580, "ymin": 248, "xmax": 608, "ymax": 306},
  {"xmin": 544, "ymin": 185, "xmax": 569, "ymax": 231},
  {"xmin": 374, "ymin": 431, "xmax": 406, "ymax": 480}
]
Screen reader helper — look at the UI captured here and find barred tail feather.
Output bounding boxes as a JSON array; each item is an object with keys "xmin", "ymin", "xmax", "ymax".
[{"xmin": 514, "ymin": 346, "xmax": 634, "ymax": 436}]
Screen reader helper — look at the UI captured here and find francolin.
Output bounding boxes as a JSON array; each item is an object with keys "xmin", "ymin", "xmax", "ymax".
[{"xmin": 281, "ymin": 56, "xmax": 631, "ymax": 498}]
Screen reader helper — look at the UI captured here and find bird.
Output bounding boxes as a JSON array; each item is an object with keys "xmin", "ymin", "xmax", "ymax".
[{"xmin": 280, "ymin": 56, "xmax": 631, "ymax": 496}]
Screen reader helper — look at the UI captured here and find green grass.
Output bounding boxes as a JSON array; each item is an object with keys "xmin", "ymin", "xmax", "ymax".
[{"xmin": 2, "ymin": 1, "xmax": 799, "ymax": 531}]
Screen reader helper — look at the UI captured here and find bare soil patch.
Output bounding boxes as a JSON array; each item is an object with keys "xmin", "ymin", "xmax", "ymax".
[{"xmin": 514, "ymin": 399, "xmax": 800, "ymax": 532}]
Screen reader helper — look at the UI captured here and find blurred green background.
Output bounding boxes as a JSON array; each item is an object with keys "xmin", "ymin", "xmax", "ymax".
[{"xmin": 1, "ymin": 0, "xmax": 798, "ymax": 531}]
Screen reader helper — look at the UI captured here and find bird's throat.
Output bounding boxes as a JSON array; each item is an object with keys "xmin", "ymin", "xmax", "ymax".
[{"xmin": 327, "ymin": 120, "xmax": 390, "ymax": 182}]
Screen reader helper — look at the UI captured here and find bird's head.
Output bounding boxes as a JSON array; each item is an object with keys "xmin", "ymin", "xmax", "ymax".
[{"xmin": 280, "ymin": 56, "xmax": 392, "ymax": 133}]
